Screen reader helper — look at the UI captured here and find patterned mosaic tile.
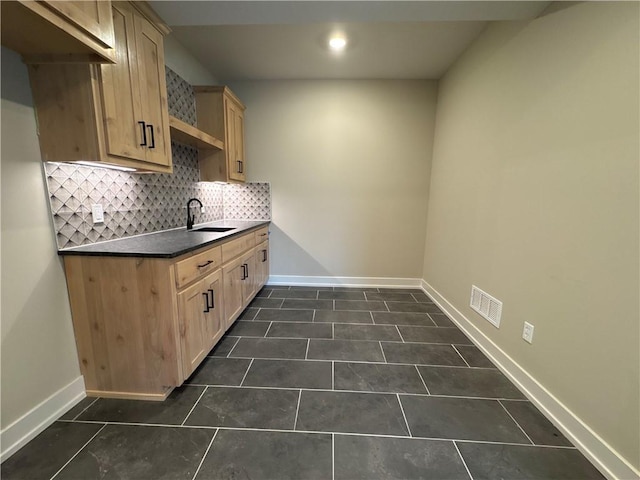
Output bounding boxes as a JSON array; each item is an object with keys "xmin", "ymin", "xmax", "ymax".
[
  {"xmin": 224, "ymin": 183, "xmax": 272, "ymax": 221},
  {"xmin": 165, "ymin": 66, "xmax": 196, "ymax": 126}
]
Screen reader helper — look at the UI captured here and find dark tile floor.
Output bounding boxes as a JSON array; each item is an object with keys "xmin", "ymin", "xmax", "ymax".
[{"xmin": 2, "ymin": 286, "xmax": 605, "ymax": 480}]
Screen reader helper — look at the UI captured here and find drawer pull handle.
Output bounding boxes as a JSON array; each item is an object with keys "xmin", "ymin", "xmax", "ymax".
[
  {"xmin": 197, "ymin": 260, "xmax": 214, "ymax": 269},
  {"xmin": 202, "ymin": 292, "xmax": 210, "ymax": 313},
  {"xmin": 205, "ymin": 288, "xmax": 216, "ymax": 309},
  {"xmin": 147, "ymin": 124, "xmax": 156, "ymax": 149},
  {"xmin": 259, "ymin": 233, "xmax": 267, "ymax": 237},
  {"xmin": 138, "ymin": 121, "xmax": 147, "ymax": 146}
]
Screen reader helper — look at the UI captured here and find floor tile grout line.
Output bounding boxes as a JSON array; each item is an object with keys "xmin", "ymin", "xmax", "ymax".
[
  {"xmin": 395, "ymin": 325, "xmax": 405, "ymax": 343},
  {"xmin": 167, "ymin": 384, "xmax": 532, "ymax": 402},
  {"xmin": 305, "ymin": 338, "xmax": 310, "ymax": 359},
  {"xmin": 191, "ymin": 429, "xmax": 219, "ymax": 480},
  {"xmin": 293, "ymin": 389, "xmax": 303, "ymax": 430},
  {"xmin": 369, "ymin": 311, "xmax": 375, "ymax": 324},
  {"xmin": 331, "ymin": 361, "xmax": 335, "ymax": 390},
  {"xmin": 383, "ymin": 301, "xmax": 390, "ymax": 312},
  {"xmin": 498, "ymin": 399, "xmax": 536, "ymax": 445},
  {"xmin": 332, "ymin": 433, "xmax": 335, "ymax": 480},
  {"xmin": 451, "ymin": 344, "xmax": 471, "ymax": 367},
  {"xmin": 263, "ymin": 322, "xmax": 273, "ymax": 338},
  {"xmin": 396, "ymin": 394, "xmax": 413, "ymax": 437},
  {"xmin": 70, "ymin": 397, "xmax": 100, "ymax": 421},
  {"xmin": 181, "ymin": 386, "xmax": 209, "ymax": 426},
  {"xmin": 379, "ymin": 341, "xmax": 388, "ymax": 363},
  {"xmin": 226, "ymin": 336, "xmax": 470, "ymax": 346},
  {"xmin": 332, "ymin": 322, "xmax": 335, "ymax": 340},
  {"xmin": 453, "ymin": 441, "xmax": 475, "ymax": 480},
  {"xmin": 414, "ymin": 365, "xmax": 431, "ymax": 395},
  {"xmin": 49, "ymin": 423, "xmax": 107, "ymax": 480},
  {"xmin": 208, "ymin": 354, "xmax": 498, "ymax": 369},
  {"xmin": 53, "ymin": 420, "xmax": 576, "ymax": 448},
  {"xmin": 312, "ymin": 309, "xmax": 317, "ymax": 323},
  {"xmin": 239, "ymin": 358, "xmax": 255, "ymax": 387},
  {"xmin": 225, "ymin": 337, "xmax": 241, "ymax": 358}
]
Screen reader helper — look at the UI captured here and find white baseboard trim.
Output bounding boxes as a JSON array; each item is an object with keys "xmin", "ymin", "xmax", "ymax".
[
  {"xmin": 421, "ymin": 280, "xmax": 639, "ymax": 480},
  {"xmin": 1, "ymin": 376, "xmax": 86, "ymax": 463},
  {"xmin": 267, "ymin": 275, "xmax": 421, "ymax": 288}
]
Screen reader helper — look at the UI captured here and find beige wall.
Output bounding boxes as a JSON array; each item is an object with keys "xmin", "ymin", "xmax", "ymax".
[
  {"xmin": 1, "ymin": 47, "xmax": 81, "ymax": 429},
  {"xmin": 231, "ymin": 80, "xmax": 437, "ymax": 279},
  {"xmin": 423, "ymin": 2, "xmax": 639, "ymax": 470},
  {"xmin": 164, "ymin": 35, "xmax": 218, "ymax": 85}
]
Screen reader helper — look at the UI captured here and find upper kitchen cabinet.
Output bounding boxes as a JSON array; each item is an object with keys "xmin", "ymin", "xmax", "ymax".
[
  {"xmin": 1, "ymin": 0, "xmax": 116, "ymax": 63},
  {"xmin": 27, "ymin": 1, "xmax": 172, "ymax": 173},
  {"xmin": 195, "ymin": 86, "xmax": 247, "ymax": 183}
]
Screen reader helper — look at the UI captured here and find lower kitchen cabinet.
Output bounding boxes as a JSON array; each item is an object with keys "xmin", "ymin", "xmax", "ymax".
[
  {"xmin": 61, "ymin": 225, "xmax": 269, "ymax": 400},
  {"xmin": 255, "ymin": 240, "xmax": 270, "ymax": 291},
  {"xmin": 222, "ymin": 256, "xmax": 245, "ymax": 329},
  {"xmin": 177, "ymin": 269, "xmax": 223, "ymax": 379}
]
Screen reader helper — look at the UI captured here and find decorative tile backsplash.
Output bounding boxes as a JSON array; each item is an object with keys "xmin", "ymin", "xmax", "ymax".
[
  {"xmin": 165, "ymin": 66, "xmax": 196, "ymax": 126},
  {"xmin": 43, "ymin": 67, "xmax": 270, "ymax": 250}
]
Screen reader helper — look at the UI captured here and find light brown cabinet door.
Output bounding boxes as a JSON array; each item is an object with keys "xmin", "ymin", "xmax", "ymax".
[
  {"xmin": 223, "ymin": 257, "xmax": 245, "ymax": 329},
  {"xmin": 225, "ymin": 99, "xmax": 246, "ymax": 182},
  {"xmin": 100, "ymin": 2, "xmax": 146, "ymax": 162},
  {"xmin": 44, "ymin": 1, "xmax": 115, "ymax": 48},
  {"xmin": 240, "ymin": 250, "xmax": 256, "ymax": 304},
  {"xmin": 202, "ymin": 270, "xmax": 224, "ymax": 348},
  {"xmin": 255, "ymin": 241, "xmax": 269, "ymax": 291},
  {"xmin": 177, "ymin": 279, "xmax": 209, "ymax": 379},
  {"xmin": 134, "ymin": 12, "xmax": 171, "ymax": 168}
]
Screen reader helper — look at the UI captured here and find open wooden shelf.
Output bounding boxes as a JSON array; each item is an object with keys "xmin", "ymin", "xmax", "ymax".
[{"xmin": 169, "ymin": 115, "xmax": 224, "ymax": 150}]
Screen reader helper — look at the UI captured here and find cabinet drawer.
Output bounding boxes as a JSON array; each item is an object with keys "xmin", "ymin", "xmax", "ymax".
[
  {"xmin": 254, "ymin": 226, "xmax": 269, "ymax": 244},
  {"xmin": 222, "ymin": 232, "xmax": 255, "ymax": 263},
  {"xmin": 175, "ymin": 246, "xmax": 222, "ymax": 289}
]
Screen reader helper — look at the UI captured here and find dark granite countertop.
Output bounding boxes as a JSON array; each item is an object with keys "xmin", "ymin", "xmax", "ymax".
[{"xmin": 58, "ymin": 220, "xmax": 270, "ymax": 258}]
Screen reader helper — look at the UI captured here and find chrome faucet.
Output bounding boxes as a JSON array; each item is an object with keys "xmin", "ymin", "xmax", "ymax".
[{"xmin": 186, "ymin": 198, "xmax": 203, "ymax": 230}]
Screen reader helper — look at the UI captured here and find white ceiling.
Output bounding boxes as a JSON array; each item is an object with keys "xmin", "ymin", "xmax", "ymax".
[{"xmin": 150, "ymin": 1, "xmax": 551, "ymax": 81}]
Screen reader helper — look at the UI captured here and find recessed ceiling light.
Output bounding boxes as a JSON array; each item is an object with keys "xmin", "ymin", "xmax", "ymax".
[{"xmin": 328, "ymin": 36, "xmax": 347, "ymax": 52}]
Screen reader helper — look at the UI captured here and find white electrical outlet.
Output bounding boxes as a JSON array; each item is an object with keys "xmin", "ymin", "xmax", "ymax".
[
  {"xmin": 91, "ymin": 204, "xmax": 104, "ymax": 224},
  {"xmin": 200, "ymin": 206, "xmax": 205, "ymax": 214},
  {"xmin": 522, "ymin": 322, "xmax": 534, "ymax": 344}
]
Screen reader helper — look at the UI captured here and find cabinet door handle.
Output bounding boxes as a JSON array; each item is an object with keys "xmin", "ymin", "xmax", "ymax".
[
  {"xmin": 138, "ymin": 121, "xmax": 147, "ymax": 146},
  {"xmin": 241, "ymin": 263, "xmax": 248, "ymax": 280},
  {"xmin": 197, "ymin": 260, "xmax": 214, "ymax": 269},
  {"xmin": 207, "ymin": 289, "xmax": 215, "ymax": 308},
  {"xmin": 147, "ymin": 124, "xmax": 155, "ymax": 148},
  {"xmin": 262, "ymin": 249, "xmax": 267, "ymax": 262},
  {"xmin": 237, "ymin": 160, "xmax": 244, "ymax": 174},
  {"xmin": 202, "ymin": 292, "xmax": 210, "ymax": 313}
]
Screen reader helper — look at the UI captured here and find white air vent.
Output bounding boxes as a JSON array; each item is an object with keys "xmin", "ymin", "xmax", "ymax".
[{"xmin": 470, "ymin": 285, "xmax": 502, "ymax": 328}]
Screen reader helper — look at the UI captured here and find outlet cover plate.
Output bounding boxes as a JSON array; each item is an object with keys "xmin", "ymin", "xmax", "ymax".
[
  {"xmin": 523, "ymin": 322, "xmax": 534, "ymax": 343},
  {"xmin": 91, "ymin": 204, "xmax": 104, "ymax": 224}
]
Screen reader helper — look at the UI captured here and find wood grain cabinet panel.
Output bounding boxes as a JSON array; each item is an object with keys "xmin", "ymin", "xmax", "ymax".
[
  {"xmin": 255, "ymin": 240, "xmax": 270, "ymax": 291},
  {"xmin": 194, "ymin": 86, "xmax": 247, "ymax": 182},
  {"xmin": 1, "ymin": 0, "xmax": 116, "ymax": 63},
  {"xmin": 177, "ymin": 269, "xmax": 224, "ymax": 379},
  {"xmin": 44, "ymin": 1, "xmax": 115, "ymax": 49},
  {"xmin": 27, "ymin": 1, "xmax": 172, "ymax": 172}
]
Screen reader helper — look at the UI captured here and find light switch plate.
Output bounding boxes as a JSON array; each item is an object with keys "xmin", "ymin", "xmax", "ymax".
[{"xmin": 91, "ymin": 204, "xmax": 104, "ymax": 224}]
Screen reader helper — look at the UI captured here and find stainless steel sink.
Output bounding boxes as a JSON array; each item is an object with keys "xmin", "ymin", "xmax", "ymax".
[{"xmin": 191, "ymin": 227, "xmax": 236, "ymax": 233}]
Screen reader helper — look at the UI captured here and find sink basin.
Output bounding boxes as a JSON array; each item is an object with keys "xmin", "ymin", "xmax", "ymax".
[{"xmin": 191, "ymin": 227, "xmax": 236, "ymax": 233}]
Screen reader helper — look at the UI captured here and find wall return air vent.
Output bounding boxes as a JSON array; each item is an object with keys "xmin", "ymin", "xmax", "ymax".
[{"xmin": 470, "ymin": 285, "xmax": 503, "ymax": 328}]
